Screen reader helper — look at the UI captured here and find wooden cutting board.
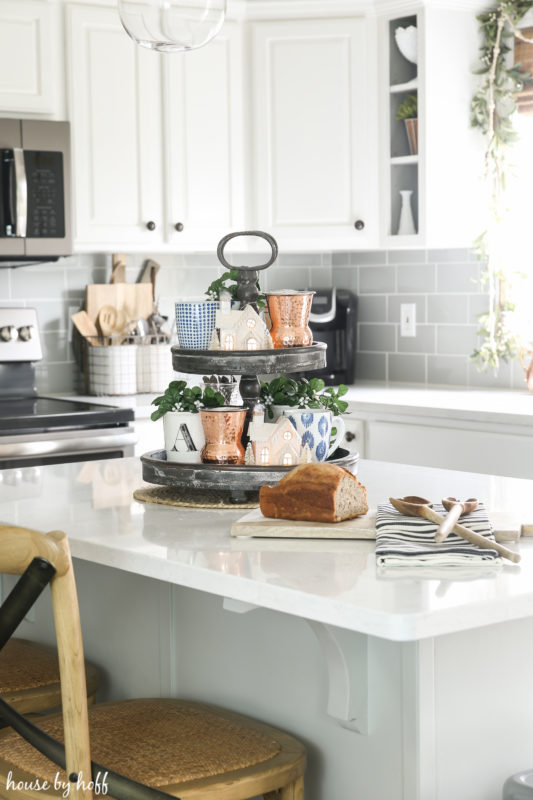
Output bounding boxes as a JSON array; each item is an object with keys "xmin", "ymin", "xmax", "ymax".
[
  {"xmin": 85, "ymin": 283, "xmax": 153, "ymax": 325},
  {"xmin": 231, "ymin": 509, "xmax": 377, "ymax": 539},
  {"xmin": 231, "ymin": 508, "xmax": 530, "ymax": 541}
]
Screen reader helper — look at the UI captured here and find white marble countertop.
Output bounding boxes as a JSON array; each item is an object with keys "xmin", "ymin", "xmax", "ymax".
[
  {"xmin": 344, "ymin": 383, "xmax": 533, "ymax": 427},
  {"xmin": 1, "ymin": 456, "xmax": 532, "ymax": 642}
]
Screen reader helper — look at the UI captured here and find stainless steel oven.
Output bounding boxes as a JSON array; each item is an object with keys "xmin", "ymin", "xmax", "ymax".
[{"xmin": 0, "ymin": 308, "xmax": 136, "ymax": 468}]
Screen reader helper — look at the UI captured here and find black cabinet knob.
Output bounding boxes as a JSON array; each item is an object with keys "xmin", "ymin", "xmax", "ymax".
[
  {"xmin": 146, "ymin": 221, "xmax": 156, "ymax": 231},
  {"xmin": 354, "ymin": 220, "xmax": 365, "ymax": 231},
  {"xmin": 175, "ymin": 222, "xmax": 184, "ymax": 232}
]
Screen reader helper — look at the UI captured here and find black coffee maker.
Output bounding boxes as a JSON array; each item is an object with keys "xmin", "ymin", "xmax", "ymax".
[{"xmin": 304, "ymin": 288, "xmax": 357, "ymax": 385}]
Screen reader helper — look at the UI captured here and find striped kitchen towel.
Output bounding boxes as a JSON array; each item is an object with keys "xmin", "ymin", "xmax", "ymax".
[{"xmin": 375, "ymin": 501, "xmax": 501, "ymax": 568}]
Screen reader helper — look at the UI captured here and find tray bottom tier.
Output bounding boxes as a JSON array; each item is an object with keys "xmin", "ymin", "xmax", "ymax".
[{"xmin": 141, "ymin": 448, "xmax": 359, "ymax": 503}]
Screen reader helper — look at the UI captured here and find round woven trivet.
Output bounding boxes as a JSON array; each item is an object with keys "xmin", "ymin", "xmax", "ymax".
[{"xmin": 133, "ymin": 485, "xmax": 259, "ymax": 509}]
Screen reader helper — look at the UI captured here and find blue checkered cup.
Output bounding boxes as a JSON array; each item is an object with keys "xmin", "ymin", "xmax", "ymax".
[
  {"xmin": 282, "ymin": 408, "xmax": 346, "ymax": 462},
  {"xmin": 175, "ymin": 301, "xmax": 219, "ymax": 350}
]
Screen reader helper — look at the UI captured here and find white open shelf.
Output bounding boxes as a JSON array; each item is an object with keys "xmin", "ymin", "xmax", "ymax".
[
  {"xmin": 390, "ymin": 78, "xmax": 418, "ymax": 94},
  {"xmin": 390, "ymin": 154, "xmax": 418, "ymax": 165}
]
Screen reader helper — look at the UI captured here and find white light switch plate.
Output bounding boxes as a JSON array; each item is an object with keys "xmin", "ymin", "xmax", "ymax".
[{"xmin": 400, "ymin": 303, "xmax": 416, "ymax": 337}]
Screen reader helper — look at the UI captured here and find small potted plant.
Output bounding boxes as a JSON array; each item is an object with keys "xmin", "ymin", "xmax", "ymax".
[
  {"xmin": 205, "ymin": 270, "xmax": 266, "ymax": 308},
  {"xmin": 260, "ymin": 377, "xmax": 349, "ymax": 420},
  {"xmin": 151, "ymin": 380, "xmax": 225, "ymax": 463},
  {"xmin": 396, "ymin": 93, "xmax": 418, "ymax": 155}
]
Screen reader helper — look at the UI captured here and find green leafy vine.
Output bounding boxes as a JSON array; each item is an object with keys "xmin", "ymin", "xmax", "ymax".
[{"xmin": 471, "ymin": 0, "xmax": 533, "ymax": 369}]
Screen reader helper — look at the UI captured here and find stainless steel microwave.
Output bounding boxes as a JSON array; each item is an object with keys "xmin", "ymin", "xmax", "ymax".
[{"xmin": 0, "ymin": 119, "xmax": 71, "ymax": 262}]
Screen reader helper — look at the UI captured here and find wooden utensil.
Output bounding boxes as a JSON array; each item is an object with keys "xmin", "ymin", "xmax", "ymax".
[
  {"xmin": 435, "ymin": 497, "xmax": 478, "ymax": 543},
  {"xmin": 71, "ymin": 310, "xmax": 99, "ymax": 345},
  {"xmin": 137, "ymin": 258, "xmax": 160, "ymax": 299},
  {"xmin": 97, "ymin": 305, "xmax": 128, "ymax": 338},
  {"xmin": 389, "ymin": 496, "xmax": 521, "ymax": 563},
  {"xmin": 110, "ymin": 253, "xmax": 126, "ymax": 284}
]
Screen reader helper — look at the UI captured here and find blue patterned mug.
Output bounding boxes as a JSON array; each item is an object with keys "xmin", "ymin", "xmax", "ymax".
[
  {"xmin": 282, "ymin": 408, "xmax": 345, "ymax": 462},
  {"xmin": 175, "ymin": 301, "xmax": 219, "ymax": 350}
]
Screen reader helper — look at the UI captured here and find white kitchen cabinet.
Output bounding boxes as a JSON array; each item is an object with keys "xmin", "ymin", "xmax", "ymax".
[
  {"xmin": 67, "ymin": 4, "xmax": 243, "ymax": 253},
  {"xmin": 0, "ymin": 0, "xmax": 59, "ymax": 114},
  {"xmin": 365, "ymin": 419, "xmax": 533, "ymax": 480},
  {"xmin": 163, "ymin": 21, "xmax": 246, "ymax": 252},
  {"xmin": 250, "ymin": 17, "xmax": 378, "ymax": 251},
  {"xmin": 67, "ymin": 3, "xmax": 164, "ymax": 250}
]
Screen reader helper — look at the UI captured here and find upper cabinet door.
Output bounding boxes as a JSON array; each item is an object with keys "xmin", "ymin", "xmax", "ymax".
[
  {"xmin": 0, "ymin": 0, "xmax": 57, "ymax": 114},
  {"xmin": 163, "ymin": 21, "xmax": 246, "ymax": 252},
  {"xmin": 251, "ymin": 17, "xmax": 378, "ymax": 251},
  {"xmin": 67, "ymin": 4, "xmax": 163, "ymax": 250}
]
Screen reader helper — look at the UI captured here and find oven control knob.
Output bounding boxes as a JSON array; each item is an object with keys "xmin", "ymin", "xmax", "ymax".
[
  {"xmin": 18, "ymin": 325, "xmax": 33, "ymax": 342},
  {"xmin": 0, "ymin": 325, "xmax": 16, "ymax": 342}
]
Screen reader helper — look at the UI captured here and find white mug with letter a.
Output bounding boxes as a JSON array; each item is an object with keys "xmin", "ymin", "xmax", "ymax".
[
  {"xmin": 163, "ymin": 411, "xmax": 205, "ymax": 463},
  {"xmin": 282, "ymin": 408, "xmax": 345, "ymax": 462}
]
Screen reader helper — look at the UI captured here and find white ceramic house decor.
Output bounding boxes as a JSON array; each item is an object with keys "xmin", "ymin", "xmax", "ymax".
[
  {"xmin": 210, "ymin": 291, "xmax": 273, "ymax": 351},
  {"xmin": 248, "ymin": 405, "xmax": 302, "ymax": 466}
]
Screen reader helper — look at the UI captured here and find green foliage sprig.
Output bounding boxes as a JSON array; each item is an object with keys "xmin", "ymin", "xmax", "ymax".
[
  {"xmin": 470, "ymin": 0, "xmax": 533, "ymax": 370},
  {"xmin": 205, "ymin": 269, "xmax": 266, "ymax": 308},
  {"xmin": 396, "ymin": 93, "xmax": 417, "ymax": 121},
  {"xmin": 151, "ymin": 380, "xmax": 225, "ymax": 421},
  {"xmin": 260, "ymin": 377, "xmax": 349, "ymax": 419}
]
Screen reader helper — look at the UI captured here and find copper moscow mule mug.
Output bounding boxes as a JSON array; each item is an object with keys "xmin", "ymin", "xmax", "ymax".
[
  {"xmin": 200, "ymin": 407, "xmax": 246, "ymax": 465},
  {"xmin": 266, "ymin": 290, "xmax": 315, "ymax": 348}
]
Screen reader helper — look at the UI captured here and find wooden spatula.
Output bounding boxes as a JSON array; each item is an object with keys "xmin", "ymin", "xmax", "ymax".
[{"xmin": 71, "ymin": 311, "xmax": 99, "ymax": 345}]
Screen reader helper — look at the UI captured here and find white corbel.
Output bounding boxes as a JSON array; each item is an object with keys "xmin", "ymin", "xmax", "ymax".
[{"xmin": 307, "ymin": 621, "xmax": 369, "ymax": 735}]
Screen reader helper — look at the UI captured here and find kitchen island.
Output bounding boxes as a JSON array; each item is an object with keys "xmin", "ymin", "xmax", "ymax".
[{"xmin": 1, "ymin": 456, "xmax": 532, "ymax": 799}]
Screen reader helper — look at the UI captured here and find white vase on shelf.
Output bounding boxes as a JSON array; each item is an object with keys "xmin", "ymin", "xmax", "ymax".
[{"xmin": 397, "ymin": 190, "xmax": 416, "ymax": 235}]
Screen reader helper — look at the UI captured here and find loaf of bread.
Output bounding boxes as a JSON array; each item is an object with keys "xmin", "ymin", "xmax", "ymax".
[{"xmin": 259, "ymin": 463, "xmax": 368, "ymax": 523}]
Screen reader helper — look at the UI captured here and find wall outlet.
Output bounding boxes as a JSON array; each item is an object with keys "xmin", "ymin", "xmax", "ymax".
[{"xmin": 400, "ymin": 303, "xmax": 416, "ymax": 337}]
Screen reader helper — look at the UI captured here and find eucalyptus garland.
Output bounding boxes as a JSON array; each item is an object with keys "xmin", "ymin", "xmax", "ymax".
[{"xmin": 471, "ymin": 0, "xmax": 533, "ymax": 369}]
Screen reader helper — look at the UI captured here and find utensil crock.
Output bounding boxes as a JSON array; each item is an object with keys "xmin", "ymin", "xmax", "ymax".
[
  {"xmin": 200, "ymin": 407, "xmax": 246, "ymax": 465},
  {"xmin": 266, "ymin": 291, "xmax": 315, "ymax": 348}
]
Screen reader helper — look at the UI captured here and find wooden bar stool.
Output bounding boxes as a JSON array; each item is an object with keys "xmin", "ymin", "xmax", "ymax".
[
  {"xmin": 0, "ymin": 526, "xmax": 306, "ymax": 800},
  {"xmin": 0, "ymin": 638, "xmax": 99, "ymax": 714}
]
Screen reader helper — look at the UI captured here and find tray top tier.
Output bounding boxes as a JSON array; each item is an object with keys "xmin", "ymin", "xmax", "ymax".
[{"xmin": 171, "ymin": 342, "xmax": 327, "ymax": 376}]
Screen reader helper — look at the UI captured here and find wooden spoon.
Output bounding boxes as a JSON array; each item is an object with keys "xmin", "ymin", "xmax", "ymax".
[
  {"xmin": 98, "ymin": 305, "xmax": 128, "ymax": 337},
  {"xmin": 389, "ymin": 496, "xmax": 521, "ymax": 563},
  {"xmin": 435, "ymin": 497, "xmax": 479, "ymax": 543}
]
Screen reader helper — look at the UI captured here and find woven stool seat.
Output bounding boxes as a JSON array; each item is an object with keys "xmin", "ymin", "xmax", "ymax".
[
  {"xmin": 0, "ymin": 639, "xmax": 99, "ymax": 714},
  {"xmin": 0, "ymin": 698, "xmax": 304, "ymax": 798}
]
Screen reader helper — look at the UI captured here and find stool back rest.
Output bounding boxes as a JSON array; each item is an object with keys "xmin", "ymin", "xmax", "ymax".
[{"xmin": 0, "ymin": 526, "xmax": 92, "ymax": 800}]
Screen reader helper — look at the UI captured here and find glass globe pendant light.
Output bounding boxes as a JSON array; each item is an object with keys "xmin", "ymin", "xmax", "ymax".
[{"xmin": 118, "ymin": 0, "xmax": 227, "ymax": 53}]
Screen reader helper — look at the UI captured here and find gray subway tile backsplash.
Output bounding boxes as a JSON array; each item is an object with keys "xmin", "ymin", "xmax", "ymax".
[
  {"xmin": 388, "ymin": 353, "xmax": 426, "ymax": 383},
  {"xmin": 359, "ymin": 323, "xmax": 396, "ymax": 352},
  {"xmin": 427, "ymin": 294, "xmax": 469, "ymax": 324},
  {"xmin": 0, "ymin": 246, "xmax": 515, "ymax": 393},
  {"xmin": 359, "ymin": 265, "xmax": 396, "ymax": 294},
  {"xmin": 350, "ymin": 250, "xmax": 387, "ymax": 266},
  {"xmin": 355, "ymin": 352, "xmax": 387, "ymax": 381},
  {"xmin": 436, "ymin": 325, "xmax": 478, "ymax": 356},
  {"xmin": 436, "ymin": 262, "xmax": 480, "ymax": 293},
  {"xmin": 397, "ymin": 263, "xmax": 436, "ymax": 294},
  {"xmin": 427, "ymin": 355, "xmax": 469, "ymax": 386},
  {"xmin": 387, "ymin": 249, "xmax": 427, "ymax": 264},
  {"xmin": 357, "ymin": 295, "xmax": 387, "ymax": 323},
  {"xmin": 397, "ymin": 325, "xmax": 435, "ymax": 354}
]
